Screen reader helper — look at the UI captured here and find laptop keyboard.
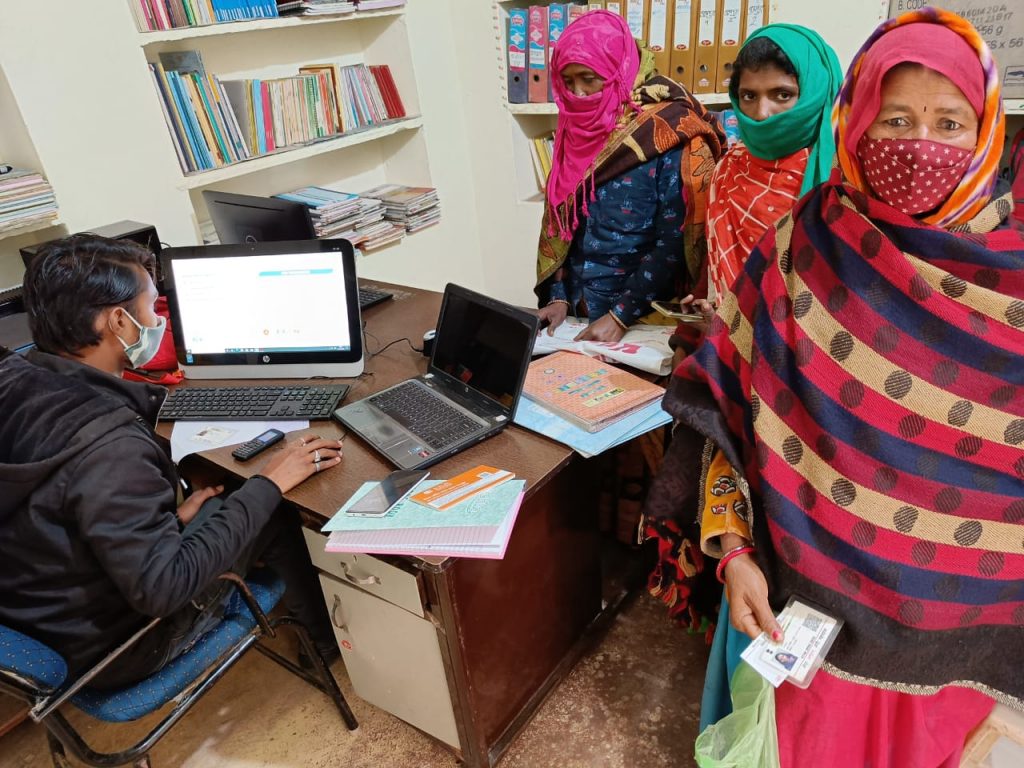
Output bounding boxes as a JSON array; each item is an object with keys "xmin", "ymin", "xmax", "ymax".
[{"xmin": 369, "ymin": 381, "xmax": 483, "ymax": 449}]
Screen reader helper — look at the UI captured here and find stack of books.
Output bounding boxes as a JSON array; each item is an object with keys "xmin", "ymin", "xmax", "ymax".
[
  {"xmin": 514, "ymin": 352, "xmax": 671, "ymax": 457},
  {"xmin": 361, "ymin": 184, "xmax": 440, "ymax": 233},
  {"xmin": 321, "ymin": 471, "xmax": 525, "ymax": 560},
  {"xmin": 354, "ymin": 0, "xmax": 406, "ymax": 8},
  {"xmin": 133, "ymin": 0, "xmax": 279, "ymax": 31},
  {"xmin": 0, "ymin": 169, "xmax": 58, "ymax": 235},
  {"xmin": 276, "ymin": 0, "xmax": 355, "ymax": 16},
  {"xmin": 530, "ymin": 133, "xmax": 554, "ymax": 191},
  {"xmin": 149, "ymin": 50, "xmax": 408, "ymax": 174},
  {"xmin": 274, "ymin": 186, "xmax": 405, "ymax": 251}
]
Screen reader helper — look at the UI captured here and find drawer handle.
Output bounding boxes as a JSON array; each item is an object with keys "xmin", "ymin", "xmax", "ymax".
[
  {"xmin": 340, "ymin": 561, "xmax": 381, "ymax": 587},
  {"xmin": 330, "ymin": 595, "xmax": 349, "ymax": 633}
]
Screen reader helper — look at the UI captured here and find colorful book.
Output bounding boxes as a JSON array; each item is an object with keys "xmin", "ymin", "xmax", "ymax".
[{"xmin": 522, "ymin": 351, "xmax": 665, "ymax": 433}]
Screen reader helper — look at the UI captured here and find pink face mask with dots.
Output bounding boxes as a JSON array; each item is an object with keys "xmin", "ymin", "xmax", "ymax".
[{"xmin": 857, "ymin": 136, "xmax": 972, "ymax": 216}]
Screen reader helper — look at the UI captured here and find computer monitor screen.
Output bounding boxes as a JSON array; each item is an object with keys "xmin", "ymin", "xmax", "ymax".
[
  {"xmin": 431, "ymin": 286, "xmax": 536, "ymax": 410},
  {"xmin": 203, "ymin": 190, "xmax": 314, "ymax": 244},
  {"xmin": 162, "ymin": 240, "xmax": 363, "ymax": 379}
]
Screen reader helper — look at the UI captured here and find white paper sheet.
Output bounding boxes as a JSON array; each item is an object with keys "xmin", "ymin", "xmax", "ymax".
[
  {"xmin": 533, "ymin": 317, "xmax": 675, "ymax": 375},
  {"xmin": 169, "ymin": 420, "xmax": 309, "ymax": 463}
]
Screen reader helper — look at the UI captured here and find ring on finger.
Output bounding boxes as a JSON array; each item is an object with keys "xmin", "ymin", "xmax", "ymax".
[
  {"xmin": 314, "ymin": 460, "xmax": 321, "ymax": 473},
  {"xmin": 313, "ymin": 449, "xmax": 321, "ymax": 463}
]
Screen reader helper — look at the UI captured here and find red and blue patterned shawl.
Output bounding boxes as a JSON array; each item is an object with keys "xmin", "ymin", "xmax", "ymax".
[{"xmin": 672, "ymin": 173, "xmax": 1024, "ymax": 707}]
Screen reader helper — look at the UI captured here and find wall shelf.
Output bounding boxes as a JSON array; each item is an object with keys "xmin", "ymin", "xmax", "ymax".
[
  {"xmin": 506, "ymin": 91, "xmax": 731, "ymax": 115},
  {"xmin": 136, "ymin": 8, "xmax": 403, "ymax": 45},
  {"xmin": 0, "ymin": 216, "xmax": 61, "ymax": 240},
  {"xmin": 176, "ymin": 117, "xmax": 422, "ymax": 190}
]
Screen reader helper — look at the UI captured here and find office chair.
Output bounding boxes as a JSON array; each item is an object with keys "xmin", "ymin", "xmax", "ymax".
[{"xmin": 0, "ymin": 569, "xmax": 357, "ymax": 768}]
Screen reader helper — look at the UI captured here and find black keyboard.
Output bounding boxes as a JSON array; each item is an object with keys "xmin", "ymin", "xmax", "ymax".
[
  {"xmin": 160, "ymin": 384, "xmax": 350, "ymax": 421},
  {"xmin": 359, "ymin": 286, "xmax": 393, "ymax": 310},
  {"xmin": 369, "ymin": 381, "xmax": 483, "ymax": 449}
]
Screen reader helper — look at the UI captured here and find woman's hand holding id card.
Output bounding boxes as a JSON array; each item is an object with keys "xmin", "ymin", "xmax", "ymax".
[{"xmin": 740, "ymin": 596, "xmax": 843, "ymax": 688}]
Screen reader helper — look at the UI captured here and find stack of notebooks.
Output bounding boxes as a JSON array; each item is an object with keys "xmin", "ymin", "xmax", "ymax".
[
  {"xmin": 0, "ymin": 169, "xmax": 58, "ymax": 235},
  {"xmin": 361, "ymin": 184, "xmax": 440, "ymax": 233},
  {"xmin": 133, "ymin": 0, "xmax": 279, "ymax": 31},
  {"xmin": 354, "ymin": 0, "xmax": 406, "ymax": 8},
  {"xmin": 150, "ymin": 50, "xmax": 407, "ymax": 174},
  {"xmin": 275, "ymin": 186, "xmax": 406, "ymax": 251},
  {"xmin": 514, "ymin": 351, "xmax": 671, "ymax": 457},
  {"xmin": 321, "ymin": 470, "xmax": 525, "ymax": 559},
  {"xmin": 277, "ymin": 0, "xmax": 355, "ymax": 15}
]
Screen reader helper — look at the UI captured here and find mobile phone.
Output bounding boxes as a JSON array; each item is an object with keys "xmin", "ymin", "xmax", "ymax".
[
  {"xmin": 651, "ymin": 300, "xmax": 704, "ymax": 322},
  {"xmin": 346, "ymin": 470, "xmax": 430, "ymax": 517},
  {"xmin": 231, "ymin": 429, "xmax": 285, "ymax": 461}
]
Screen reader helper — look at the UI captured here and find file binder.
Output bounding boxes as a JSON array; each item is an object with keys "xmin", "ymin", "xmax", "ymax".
[
  {"xmin": 692, "ymin": 0, "xmax": 718, "ymax": 94},
  {"xmin": 570, "ymin": 4, "xmax": 589, "ymax": 23},
  {"xmin": 648, "ymin": 0, "xmax": 672, "ymax": 75},
  {"xmin": 715, "ymin": 0, "xmax": 743, "ymax": 92},
  {"xmin": 670, "ymin": 0, "xmax": 697, "ymax": 90},
  {"xmin": 507, "ymin": 8, "xmax": 529, "ymax": 104},
  {"xmin": 605, "ymin": 1, "xmax": 623, "ymax": 19},
  {"xmin": 528, "ymin": 5, "xmax": 550, "ymax": 103},
  {"xmin": 743, "ymin": 0, "xmax": 766, "ymax": 37},
  {"xmin": 586, "ymin": 1, "xmax": 605, "ymax": 9},
  {"xmin": 548, "ymin": 4, "xmax": 569, "ymax": 101},
  {"xmin": 623, "ymin": 0, "xmax": 649, "ymax": 41}
]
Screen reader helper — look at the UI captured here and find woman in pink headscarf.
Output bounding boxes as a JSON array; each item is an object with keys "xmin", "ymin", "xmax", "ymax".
[{"xmin": 535, "ymin": 10, "xmax": 724, "ymax": 346}]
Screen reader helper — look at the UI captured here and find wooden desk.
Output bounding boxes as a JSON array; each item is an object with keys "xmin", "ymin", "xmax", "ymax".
[{"xmin": 165, "ymin": 282, "xmax": 603, "ymax": 767}]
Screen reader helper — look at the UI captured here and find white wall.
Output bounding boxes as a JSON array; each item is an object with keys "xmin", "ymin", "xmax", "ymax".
[
  {"xmin": 0, "ymin": 0, "xmax": 487, "ymax": 299},
  {"xmin": 0, "ymin": 0, "xmax": 1005, "ymax": 300}
]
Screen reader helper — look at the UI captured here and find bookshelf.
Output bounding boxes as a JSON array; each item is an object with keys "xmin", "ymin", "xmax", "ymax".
[
  {"xmin": 177, "ymin": 117, "xmax": 422, "ymax": 189},
  {"xmin": 0, "ymin": 217, "xmax": 62, "ymax": 240},
  {"xmin": 135, "ymin": 8, "xmax": 404, "ymax": 44}
]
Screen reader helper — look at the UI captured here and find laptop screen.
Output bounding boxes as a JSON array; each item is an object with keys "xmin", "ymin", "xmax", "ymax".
[
  {"xmin": 432, "ymin": 290, "xmax": 533, "ymax": 410},
  {"xmin": 172, "ymin": 250, "xmax": 353, "ymax": 361}
]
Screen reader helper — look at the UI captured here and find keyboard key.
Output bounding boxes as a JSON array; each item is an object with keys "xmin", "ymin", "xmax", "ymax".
[{"xmin": 369, "ymin": 382, "xmax": 482, "ymax": 449}]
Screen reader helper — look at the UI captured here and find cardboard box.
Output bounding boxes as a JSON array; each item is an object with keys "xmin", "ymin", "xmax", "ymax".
[{"xmin": 888, "ymin": 1, "xmax": 1023, "ymax": 98}]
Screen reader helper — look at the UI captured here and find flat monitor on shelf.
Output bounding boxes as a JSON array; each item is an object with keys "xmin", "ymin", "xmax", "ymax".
[
  {"xmin": 202, "ymin": 190, "xmax": 315, "ymax": 244},
  {"xmin": 161, "ymin": 239, "xmax": 363, "ymax": 379}
]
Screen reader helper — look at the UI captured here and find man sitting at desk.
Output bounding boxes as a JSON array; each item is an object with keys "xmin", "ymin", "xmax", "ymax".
[{"xmin": 0, "ymin": 234, "xmax": 343, "ymax": 687}]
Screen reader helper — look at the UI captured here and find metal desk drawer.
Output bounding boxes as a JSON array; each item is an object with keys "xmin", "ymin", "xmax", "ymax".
[{"xmin": 301, "ymin": 527, "xmax": 425, "ymax": 617}]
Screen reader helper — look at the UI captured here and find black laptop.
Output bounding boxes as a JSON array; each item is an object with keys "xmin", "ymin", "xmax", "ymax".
[{"xmin": 333, "ymin": 283, "xmax": 538, "ymax": 470}]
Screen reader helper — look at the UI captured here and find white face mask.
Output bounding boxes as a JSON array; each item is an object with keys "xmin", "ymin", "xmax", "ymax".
[{"xmin": 116, "ymin": 309, "xmax": 166, "ymax": 368}]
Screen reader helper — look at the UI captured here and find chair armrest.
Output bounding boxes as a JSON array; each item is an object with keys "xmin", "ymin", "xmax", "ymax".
[{"xmin": 217, "ymin": 572, "xmax": 274, "ymax": 636}]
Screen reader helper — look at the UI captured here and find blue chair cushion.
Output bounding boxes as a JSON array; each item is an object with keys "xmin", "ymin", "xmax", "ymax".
[
  {"xmin": 0, "ymin": 624, "xmax": 68, "ymax": 692},
  {"xmin": 72, "ymin": 571, "xmax": 285, "ymax": 723}
]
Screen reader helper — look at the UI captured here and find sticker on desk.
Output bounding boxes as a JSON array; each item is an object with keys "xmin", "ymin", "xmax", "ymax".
[
  {"xmin": 410, "ymin": 466, "xmax": 515, "ymax": 511},
  {"xmin": 740, "ymin": 596, "xmax": 843, "ymax": 689}
]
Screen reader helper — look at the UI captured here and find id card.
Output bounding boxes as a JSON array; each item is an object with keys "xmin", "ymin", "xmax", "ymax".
[{"xmin": 740, "ymin": 596, "xmax": 843, "ymax": 689}]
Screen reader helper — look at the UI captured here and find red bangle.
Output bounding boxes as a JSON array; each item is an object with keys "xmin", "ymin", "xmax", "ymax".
[{"xmin": 716, "ymin": 545, "xmax": 756, "ymax": 584}]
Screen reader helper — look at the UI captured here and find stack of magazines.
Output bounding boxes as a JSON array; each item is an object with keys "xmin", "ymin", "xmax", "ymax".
[
  {"xmin": 0, "ymin": 168, "xmax": 58, "ymax": 234},
  {"xmin": 360, "ymin": 184, "xmax": 441, "ymax": 233},
  {"xmin": 275, "ymin": 186, "xmax": 405, "ymax": 251},
  {"xmin": 276, "ymin": 0, "xmax": 355, "ymax": 15}
]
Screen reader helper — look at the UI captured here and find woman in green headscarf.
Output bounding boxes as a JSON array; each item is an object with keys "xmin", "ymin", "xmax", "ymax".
[
  {"xmin": 647, "ymin": 23, "xmax": 842, "ymax": 733},
  {"xmin": 697, "ymin": 23, "xmax": 841, "ymax": 731},
  {"xmin": 704, "ymin": 24, "xmax": 841, "ymax": 304}
]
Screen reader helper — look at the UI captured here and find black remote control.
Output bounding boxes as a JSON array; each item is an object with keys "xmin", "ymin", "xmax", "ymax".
[{"xmin": 231, "ymin": 429, "xmax": 286, "ymax": 461}]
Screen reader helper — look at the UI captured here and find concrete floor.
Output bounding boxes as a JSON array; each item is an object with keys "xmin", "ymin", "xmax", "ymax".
[{"xmin": 2, "ymin": 591, "xmax": 709, "ymax": 768}]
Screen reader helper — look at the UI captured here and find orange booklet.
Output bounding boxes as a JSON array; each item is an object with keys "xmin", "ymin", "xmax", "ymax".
[
  {"xmin": 410, "ymin": 465, "xmax": 515, "ymax": 511},
  {"xmin": 522, "ymin": 351, "xmax": 665, "ymax": 433}
]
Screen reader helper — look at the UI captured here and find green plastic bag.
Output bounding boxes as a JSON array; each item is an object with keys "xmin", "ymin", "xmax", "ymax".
[{"xmin": 695, "ymin": 663, "xmax": 781, "ymax": 768}]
